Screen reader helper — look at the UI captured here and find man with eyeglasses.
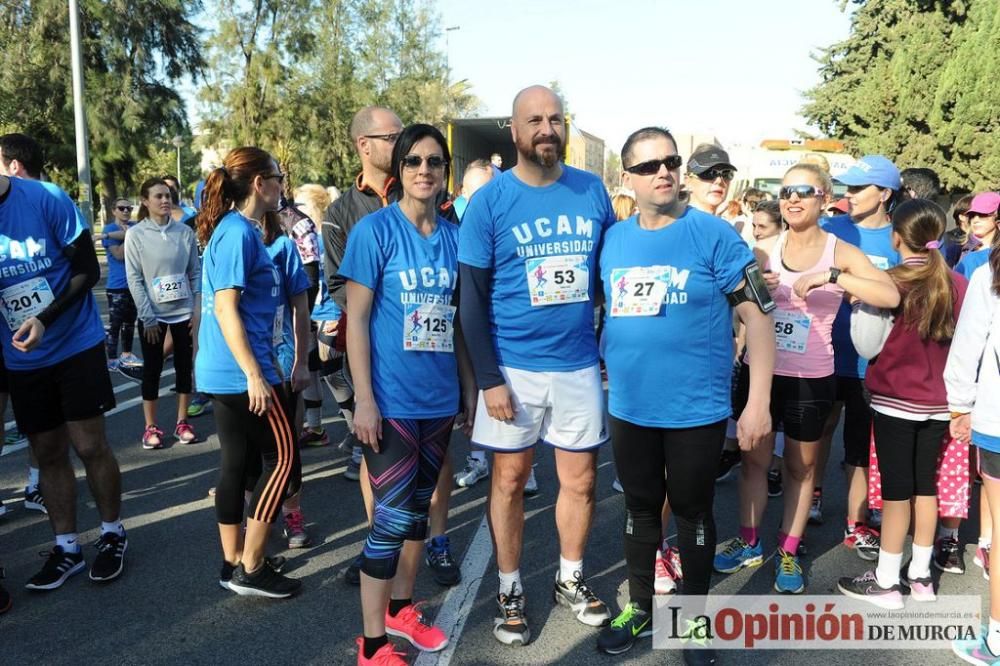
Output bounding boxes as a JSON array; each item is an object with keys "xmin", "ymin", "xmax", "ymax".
[
  {"xmin": 322, "ymin": 106, "xmax": 462, "ymax": 590},
  {"xmin": 459, "ymin": 85, "xmax": 616, "ymax": 646},
  {"xmin": 684, "ymin": 144, "xmax": 737, "ymax": 216},
  {"xmin": 0, "ymin": 132, "xmax": 126, "ymax": 590}
]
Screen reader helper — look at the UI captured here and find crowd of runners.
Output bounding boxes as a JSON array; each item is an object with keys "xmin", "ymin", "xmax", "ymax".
[{"xmin": 0, "ymin": 84, "xmax": 999, "ymax": 666}]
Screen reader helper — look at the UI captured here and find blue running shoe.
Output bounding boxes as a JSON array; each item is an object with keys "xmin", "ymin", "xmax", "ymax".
[
  {"xmin": 953, "ymin": 632, "xmax": 1000, "ymax": 665},
  {"xmin": 713, "ymin": 537, "xmax": 764, "ymax": 574},
  {"xmin": 774, "ymin": 548, "xmax": 805, "ymax": 594}
]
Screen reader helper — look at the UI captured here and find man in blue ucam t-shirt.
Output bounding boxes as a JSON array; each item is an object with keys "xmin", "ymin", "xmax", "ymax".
[
  {"xmin": 458, "ymin": 85, "xmax": 615, "ymax": 646},
  {"xmin": 0, "ymin": 155, "xmax": 127, "ymax": 591}
]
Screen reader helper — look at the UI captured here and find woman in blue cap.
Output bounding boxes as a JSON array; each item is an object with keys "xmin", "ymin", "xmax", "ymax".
[{"xmin": 814, "ymin": 155, "xmax": 904, "ymax": 562}]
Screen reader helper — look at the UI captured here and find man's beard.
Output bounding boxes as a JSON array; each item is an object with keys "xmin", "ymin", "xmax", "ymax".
[{"xmin": 518, "ymin": 135, "xmax": 563, "ymax": 169}]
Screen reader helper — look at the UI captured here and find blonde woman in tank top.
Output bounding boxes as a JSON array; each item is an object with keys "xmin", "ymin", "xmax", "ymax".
[{"xmin": 714, "ymin": 163, "xmax": 900, "ymax": 594}]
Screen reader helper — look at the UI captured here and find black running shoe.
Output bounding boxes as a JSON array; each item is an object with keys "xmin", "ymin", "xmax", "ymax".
[
  {"xmin": 494, "ymin": 583, "xmax": 531, "ymax": 645},
  {"xmin": 345, "ymin": 553, "xmax": 362, "ymax": 585},
  {"xmin": 933, "ymin": 536, "xmax": 965, "ymax": 574},
  {"xmin": 425, "ymin": 536, "xmax": 461, "ymax": 587},
  {"xmin": 715, "ymin": 449, "xmax": 741, "ymax": 482},
  {"xmin": 23, "ymin": 486, "xmax": 46, "ymax": 514},
  {"xmin": 767, "ymin": 469, "xmax": 783, "ymax": 497},
  {"xmin": 89, "ymin": 531, "xmax": 128, "ymax": 582},
  {"xmin": 0, "ymin": 568, "xmax": 10, "ymax": 614},
  {"xmin": 597, "ymin": 603, "xmax": 651, "ymax": 655},
  {"xmin": 219, "ymin": 556, "xmax": 287, "ymax": 590},
  {"xmin": 117, "ymin": 364, "xmax": 144, "ymax": 384},
  {"xmin": 25, "ymin": 546, "xmax": 85, "ymax": 590},
  {"xmin": 229, "ymin": 562, "xmax": 301, "ymax": 598}
]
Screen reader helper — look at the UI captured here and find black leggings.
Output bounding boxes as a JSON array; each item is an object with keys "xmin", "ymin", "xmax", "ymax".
[
  {"xmin": 213, "ymin": 384, "xmax": 300, "ymax": 525},
  {"xmin": 138, "ymin": 320, "xmax": 193, "ymax": 402},
  {"xmin": 873, "ymin": 412, "xmax": 947, "ymax": 501},
  {"xmin": 837, "ymin": 377, "xmax": 873, "ymax": 468},
  {"xmin": 106, "ymin": 289, "xmax": 137, "ymax": 357},
  {"xmin": 611, "ymin": 416, "xmax": 726, "ymax": 611}
]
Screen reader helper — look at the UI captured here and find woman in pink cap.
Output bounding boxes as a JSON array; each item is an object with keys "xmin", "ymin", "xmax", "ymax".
[{"xmin": 955, "ymin": 192, "xmax": 1000, "ymax": 280}]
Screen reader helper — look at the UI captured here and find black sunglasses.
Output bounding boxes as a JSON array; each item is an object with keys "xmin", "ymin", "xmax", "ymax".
[
  {"xmin": 624, "ymin": 155, "xmax": 683, "ymax": 176},
  {"xmin": 116, "ymin": 205, "xmax": 133, "ymax": 212},
  {"xmin": 779, "ymin": 184, "xmax": 826, "ymax": 200},
  {"xmin": 401, "ymin": 155, "xmax": 448, "ymax": 170},
  {"xmin": 262, "ymin": 173, "xmax": 285, "ymax": 183},
  {"xmin": 365, "ymin": 132, "xmax": 401, "ymax": 143},
  {"xmin": 695, "ymin": 168, "xmax": 735, "ymax": 182}
]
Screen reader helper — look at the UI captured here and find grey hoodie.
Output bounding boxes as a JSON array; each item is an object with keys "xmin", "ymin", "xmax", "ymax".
[{"xmin": 124, "ymin": 217, "xmax": 201, "ymax": 327}]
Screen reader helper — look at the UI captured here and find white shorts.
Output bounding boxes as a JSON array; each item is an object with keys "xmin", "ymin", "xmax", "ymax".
[{"xmin": 471, "ymin": 364, "xmax": 607, "ymax": 452}]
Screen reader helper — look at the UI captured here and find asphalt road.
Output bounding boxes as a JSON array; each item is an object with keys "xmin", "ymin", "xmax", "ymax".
[{"xmin": 0, "ymin": 277, "xmax": 985, "ymax": 665}]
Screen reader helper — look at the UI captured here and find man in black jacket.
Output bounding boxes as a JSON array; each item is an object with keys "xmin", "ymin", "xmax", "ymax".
[{"xmin": 322, "ymin": 106, "xmax": 462, "ymax": 588}]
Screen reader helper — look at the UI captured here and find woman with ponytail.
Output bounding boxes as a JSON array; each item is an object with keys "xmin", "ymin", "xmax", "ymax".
[
  {"xmin": 838, "ymin": 199, "xmax": 968, "ymax": 609},
  {"xmin": 195, "ymin": 147, "xmax": 304, "ymax": 598},
  {"xmin": 948, "ymin": 202, "xmax": 1000, "ymax": 664}
]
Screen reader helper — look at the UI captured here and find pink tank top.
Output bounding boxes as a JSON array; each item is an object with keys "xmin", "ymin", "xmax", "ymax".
[{"xmin": 757, "ymin": 231, "xmax": 844, "ymax": 378}]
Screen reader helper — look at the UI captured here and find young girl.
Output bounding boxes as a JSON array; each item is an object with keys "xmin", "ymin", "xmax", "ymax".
[
  {"xmin": 955, "ymin": 192, "xmax": 999, "ymax": 279},
  {"xmin": 838, "ymin": 199, "xmax": 968, "ymax": 610},
  {"xmin": 947, "ymin": 220, "xmax": 1000, "ymax": 664}
]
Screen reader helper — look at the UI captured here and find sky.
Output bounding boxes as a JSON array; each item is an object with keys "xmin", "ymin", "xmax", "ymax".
[{"xmin": 435, "ymin": 0, "xmax": 854, "ymax": 154}]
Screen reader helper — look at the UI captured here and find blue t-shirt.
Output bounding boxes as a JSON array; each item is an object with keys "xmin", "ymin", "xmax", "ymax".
[
  {"xmin": 102, "ymin": 222, "xmax": 130, "ymax": 290},
  {"xmin": 312, "ymin": 232, "xmax": 341, "ymax": 322},
  {"xmin": 821, "ymin": 214, "xmax": 901, "ymax": 378},
  {"xmin": 457, "ymin": 166, "xmax": 614, "ymax": 372},
  {"xmin": 600, "ymin": 209, "xmax": 752, "ymax": 428},
  {"xmin": 338, "ymin": 204, "xmax": 460, "ymax": 419},
  {"xmin": 196, "ymin": 211, "xmax": 282, "ymax": 393},
  {"xmin": 0, "ymin": 178, "xmax": 104, "ymax": 370},
  {"xmin": 453, "ymin": 196, "xmax": 468, "ymax": 221},
  {"xmin": 956, "ymin": 247, "xmax": 991, "ymax": 280},
  {"xmin": 264, "ymin": 234, "xmax": 311, "ymax": 379}
]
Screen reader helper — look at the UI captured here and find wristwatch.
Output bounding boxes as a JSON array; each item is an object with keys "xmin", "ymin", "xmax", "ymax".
[{"xmin": 828, "ymin": 268, "xmax": 842, "ymax": 284}]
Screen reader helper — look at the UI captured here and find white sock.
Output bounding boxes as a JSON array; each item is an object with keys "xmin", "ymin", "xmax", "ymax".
[
  {"xmin": 559, "ymin": 556, "xmax": 583, "ymax": 584},
  {"xmin": 499, "ymin": 569, "xmax": 521, "ymax": 596},
  {"xmin": 101, "ymin": 520, "xmax": 125, "ymax": 537},
  {"xmin": 56, "ymin": 533, "xmax": 81, "ymax": 553},
  {"xmin": 989, "ymin": 618, "xmax": 1000, "ymax": 656},
  {"xmin": 875, "ymin": 549, "xmax": 902, "ymax": 589},
  {"xmin": 471, "ymin": 450, "xmax": 487, "ymax": 464},
  {"xmin": 980, "ymin": 535, "xmax": 993, "ymax": 549},
  {"xmin": 27, "ymin": 466, "xmax": 40, "ymax": 489},
  {"xmin": 937, "ymin": 525, "xmax": 958, "ymax": 541},
  {"xmin": 908, "ymin": 543, "xmax": 933, "ymax": 579}
]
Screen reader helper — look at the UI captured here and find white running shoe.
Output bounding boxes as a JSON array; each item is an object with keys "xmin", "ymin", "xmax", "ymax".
[{"xmin": 455, "ymin": 455, "xmax": 490, "ymax": 488}]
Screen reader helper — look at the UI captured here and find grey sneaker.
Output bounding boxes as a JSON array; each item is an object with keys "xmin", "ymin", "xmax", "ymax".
[
  {"xmin": 344, "ymin": 458, "xmax": 361, "ymax": 482},
  {"xmin": 455, "ymin": 455, "xmax": 489, "ymax": 488},
  {"xmin": 524, "ymin": 466, "xmax": 539, "ymax": 497},
  {"xmin": 494, "ymin": 583, "xmax": 531, "ymax": 646},
  {"xmin": 553, "ymin": 571, "xmax": 611, "ymax": 627}
]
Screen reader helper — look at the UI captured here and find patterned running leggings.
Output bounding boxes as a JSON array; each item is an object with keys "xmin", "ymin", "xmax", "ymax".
[
  {"xmin": 106, "ymin": 288, "xmax": 137, "ymax": 357},
  {"xmin": 361, "ymin": 416, "xmax": 455, "ymax": 580}
]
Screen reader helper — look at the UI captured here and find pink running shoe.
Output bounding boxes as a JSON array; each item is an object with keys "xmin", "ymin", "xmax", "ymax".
[
  {"xmin": 654, "ymin": 549, "xmax": 677, "ymax": 594},
  {"xmin": 975, "ymin": 544, "xmax": 991, "ymax": 581},
  {"xmin": 174, "ymin": 420, "xmax": 197, "ymax": 444},
  {"xmin": 142, "ymin": 425, "xmax": 164, "ymax": 450},
  {"xmin": 355, "ymin": 637, "xmax": 406, "ymax": 666},
  {"xmin": 385, "ymin": 602, "xmax": 448, "ymax": 652}
]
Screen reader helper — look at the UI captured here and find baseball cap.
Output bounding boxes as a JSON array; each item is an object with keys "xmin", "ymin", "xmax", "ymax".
[
  {"xmin": 833, "ymin": 155, "xmax": 901, "ymax": 190},
  {"xmin": 967, "ymin": 192, "xmax": 1000, "ymax": 216},
  {"xmin": 687, "ymin": 146, "xmax": 736, "ymax": 175}
]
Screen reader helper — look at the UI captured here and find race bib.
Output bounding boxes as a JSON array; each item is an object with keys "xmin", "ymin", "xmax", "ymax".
[
  {"xmin": 867, "ymin": 254, "xmax": 890, "ymax": 270},
  {"xmin": 608, "ymin": 267, "xmax": 669, "ymax": 317},
  {"xmin": 773, "ymin": 309, "xmax": 812, "ymax": 354},
  {"xmin": 152, "ymin": 273, "xmax": 191, "ymax": 304},
  {"xmin": 403, "ymin": 303, "xmax": 455, "ymax": 352},
  {"xmin": 1, "ymin": 277, "xmax": 54, "ymax": 331},
  {"xmin": 525, "ymin": 255, "xmax": 589, "ymax": 306},
  {"xmin": 273, "ymin": 305, "xmax": 285, "ymax": 346}
]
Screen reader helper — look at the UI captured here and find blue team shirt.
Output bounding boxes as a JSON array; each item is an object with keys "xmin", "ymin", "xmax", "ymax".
[
  {"xmin": 0, "ymin": 178, "xmax": 104, "ymax": 370},
  {"xmin": 338, "ymin": 204, "xmax": 459, "ymax": 419},
  {"xmin": 196, "ymin": 211, "xmax": 282, "ymax": 392},
  {"xmin": 264, "ymin": 233, "xmax": 311, "ymax": 378},
  {"xmin": 600, "ymin": 209, "xmax": 753, "ymax": 428},
  {"xmin": 955, "ymin": 248, "xmax": 991, "ymax": 280},
  {"xmin": 821, "ymin": 214, "xmax": 900, "ymax": 378},
  {"xmin": 312, "ymin": 232, "xmax": 341, "ymax": 322},
  {"xmin": 102, "ymin": 222, "xmax": 129, "ymax": 289},
  {"xmin": 458, "ymin": 166, "xmax": 615, "ymax": 371}
]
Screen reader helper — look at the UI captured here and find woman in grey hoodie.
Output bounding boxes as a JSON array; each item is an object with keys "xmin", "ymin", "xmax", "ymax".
[{"xmin": 125, "ymin": 178, "xmax": 201, "ymax": 449}]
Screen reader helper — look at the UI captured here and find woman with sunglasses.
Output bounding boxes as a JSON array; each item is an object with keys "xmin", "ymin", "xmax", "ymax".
[
  {"xmin": 340, "ymin": 124, "xmax": 475, "ymax": 665},
  {"xmin": 102, "ymin": 198, "xmax": 140, "ymax": 370},
  {"xmin": 124, "ymin": 178, "xmax": 201, "ymax": 449},
  {"xmin": 716, "ymin": 163, "xmax": 899, "ymax": 594},
  {"xmin": 196, "ymin": 147, "xmax": 301, "ymax": 598},
  {"xmin": 684, "ymin": 144, "xmax": 736, "ymax": 216},
  {"xmin": 955, "ymin": 193, "xmax": 999, "ymax": 280}
]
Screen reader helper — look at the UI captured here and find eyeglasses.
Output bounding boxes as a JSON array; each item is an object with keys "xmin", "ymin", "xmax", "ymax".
[
  {"xmin": 365, "ymin": 132, "xmax": 401, "ymax": 143},
  {"xmin": 115, "ymin": 205, "xmax": 133, "ymax": 212},
  {"xmin": 779, "ymin": 184, "xmax": 826, "ymax": 200},
  {"xmin": 262, "ymin": 173, "xmax": 285, "ymax": 183},
  {"xmin": 695, "ymin": 168, "xmax": 735, "ymax": 182},
  {"xmin": 401, "ymin": 155, "xmax": 448, "ymax": 170},
  {"xmin": 624, "ymin": 155, "xmax": 683, "ymax": 175}
]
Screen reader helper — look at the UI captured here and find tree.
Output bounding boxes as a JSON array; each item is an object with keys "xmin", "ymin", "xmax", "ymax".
[
  {"xmin": 0, "ymin": 0, "xmax": 204, "ymax": 212},
  {"xmin": 603, "ymin": 150, "xmax": 622, "ymax": 192}
]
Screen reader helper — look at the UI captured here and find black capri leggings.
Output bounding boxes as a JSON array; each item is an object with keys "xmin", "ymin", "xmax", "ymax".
[
  {"xmin": 105, "ymin": 289, "xmax": 137, "ymax": 357},
  {"xmin": 611, "ymin": 416, "xmax": 727, "ymax": 610},
  {"xmin": 873, "ymin": 411, "xmax": 948, "ymax": 501},
  {"xmin": 213, "ymin": 384, "xmax": 299, "ymax": 525},
  {"xmin": 137, "ymin": 320, "xmax": 193, "ymax": 401},
  {"xmin": 836, "ymin": 377, "xmax": 873, "ymax": 468}
]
